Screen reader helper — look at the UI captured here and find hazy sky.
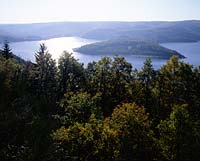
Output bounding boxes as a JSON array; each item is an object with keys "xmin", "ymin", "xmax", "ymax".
[{"xmin": 0, "ymin": 0, "xmax": 200, "ymax": 23}]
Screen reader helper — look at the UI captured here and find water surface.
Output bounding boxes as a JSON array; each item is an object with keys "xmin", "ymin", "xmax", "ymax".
[
  {"xmin": 161, "ymin": 41, "xmax": 200, "ymax": 68},
  {"xmin": 9, "ymin": 37, "xmax": 200, "ymax": 70}
]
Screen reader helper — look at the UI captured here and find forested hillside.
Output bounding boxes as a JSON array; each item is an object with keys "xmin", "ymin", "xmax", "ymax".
[
  {"xmin": 0, "ymin": 42, "xmax": 200, "ymax": 161},
  {"xmin": 1, "ymin": 20, "xmax": 200, "ymax": 43}
]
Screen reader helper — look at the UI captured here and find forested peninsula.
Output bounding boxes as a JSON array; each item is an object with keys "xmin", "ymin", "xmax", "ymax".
[{"xmin": 74, "ymin": 39, "xmax": 185, "ymax": 59}]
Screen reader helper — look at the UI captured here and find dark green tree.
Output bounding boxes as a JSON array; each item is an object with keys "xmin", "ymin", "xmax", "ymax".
[
  {"xmin": 35, "ymin": 43, "xmax": 57, "ymax": 99},
  {"xmin": 58, "ymin": 51, "xmax": 86, "ymax": 96},
  {"xmin": 1, "ymin": 41, "xmax": 13, "ymax": 59},
  {"xmin": 158, "ymin": 105, "xmax": 200, "ymax": 161},
  {"xmin": 111, "ymin": 56, "xmax": 133, "ymax": 104},
  {"xmin": 138, "ymin": 58, "xmax": 157, "ymax": 116},
  {"xmin": 55, "ymin": 92, "xmax": 102, "ymax": 126}
]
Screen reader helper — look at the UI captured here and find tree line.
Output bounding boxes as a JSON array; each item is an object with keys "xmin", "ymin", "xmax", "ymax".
[{"xmin": 0, "ymin": 42, "xmax": 200, "ymax": 161}]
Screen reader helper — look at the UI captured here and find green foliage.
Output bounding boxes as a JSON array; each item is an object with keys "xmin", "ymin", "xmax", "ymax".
[
  {"xmin": 56, "ymin": 92, "xmax": 102, "ymax": 126},
  {"xmin": 0, "ymin": 56, "xmax": 22, "ymax": 108},
  {"xmin": 52, "ymin": 114, "xmax": 120, "ymax": 161},
  {"xmin": 111, "ymin": 57, "xmax": 133, "ymax": 104},
  {"xmin": 108, "ymin": 103, "xmax": 155, "ymax": 161},
  {"xmin": 0, "ymin": 55, "xmax": 32, "ymax": 161},
  {"xmin": 137, "ymin": 59, "xmax": 157, "ymax": 113},
  {"xmin": 152, "ymin": 56, "xmax": 197, "ymax": 119},
  {"xmin": 52, "ymin": 103, "xmax": 156, "ymax": 161},
  {"xmin": 158, "ymin": 105, "xmax": 200, "ymax": 161},
  {"xmin": 58, "ymin": 51, "xmax": 86, "ymax": 96},
  {"xmin": 1, "ymin": 41, "xmax": 13, "ymax": 59},
  {"xmin": 34, "ymin": 43, "xmax": 57, "ymax": 98},
  {"xmin": 1, "ymin": 43, "xmax": 200, "ymax": 161},
  {"xmin": 86, "ymin": 56, "xmax": 133, "ymax": 116}
]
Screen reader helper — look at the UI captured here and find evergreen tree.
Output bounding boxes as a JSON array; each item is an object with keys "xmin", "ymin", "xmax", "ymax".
[
  {"xmin": 138, "ymin": 58, "xmax": 157, "ymax": 116},
  {"xmin": 1, "ymin": 41, "xmax": 12, "ymax": 59},
  {"xmin": 34, "ymin": 43, "xmax": 57, "ymax": 99}
]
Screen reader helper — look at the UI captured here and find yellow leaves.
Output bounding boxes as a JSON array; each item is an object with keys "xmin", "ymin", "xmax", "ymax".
[
  {"xmin": 110, "ymin": 103, "xmax": 150, "ymax": 130},
  {"xmin": 78, "ymin": 126, "xmax": 87, "ymax": 136},
  {"xmin": 52, "ymin": 126, "xmax": 68, "ymax": 142},
  {"xmin": 161, "ymin": 55, "xmax": 180, "ymax": 74},
  {"xmin": 103, "ymin": 127, "xmax": 118, "ymax": 140},
  {"xmin": 103, "ymin": 119, "xmax": 118, "ymax": 139},
  {"xmin": 54, "ymin": 102, "xmax": 150, "ymax": 142},
  {"xmin": 52, "ymin": 102, "xmax": 154, "ymax": 161}
]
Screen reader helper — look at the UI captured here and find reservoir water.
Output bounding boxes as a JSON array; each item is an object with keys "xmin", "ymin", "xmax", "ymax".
[{"xmin": 9, "ymin": 37, "xmax": 200, "ymax": 70}]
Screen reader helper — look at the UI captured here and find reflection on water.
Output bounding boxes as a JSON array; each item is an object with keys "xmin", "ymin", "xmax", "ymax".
[
  {"xmin": 40, "ymin": 37, "xmax": 99, "ymax": 60},
  {"xmin": 10, "ymin": 37, "xmax": 200, "ymax": 70},
  {"xmin": 10, "ymin": 37, "xmax": 98, "ymax": 62}
]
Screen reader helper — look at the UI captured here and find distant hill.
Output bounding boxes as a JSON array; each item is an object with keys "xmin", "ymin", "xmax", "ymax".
[
  {"xmin": 0, "ymin": 22, "xmax": 100, "ymax": 42},
  {"xmin": 74, "ymin": 39, "xmax": 185, "ymax": 59},
  {"xmin": 1, "ymin": 20, "xmax": 200, "ymax": 43},
  {"xmin": 82, "ymin": 21, "xmax": 200, "ymax": 43}
]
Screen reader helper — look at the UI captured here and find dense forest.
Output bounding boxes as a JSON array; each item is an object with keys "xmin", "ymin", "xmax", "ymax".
[{"xmin": 0, "ymin": 42, "xmax": 200, "ymax": 161}]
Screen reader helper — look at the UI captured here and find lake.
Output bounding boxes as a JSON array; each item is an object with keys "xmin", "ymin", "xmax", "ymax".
[{"xmin": 9, "ymin": 37, "xmax": 200, "ymax": 70}]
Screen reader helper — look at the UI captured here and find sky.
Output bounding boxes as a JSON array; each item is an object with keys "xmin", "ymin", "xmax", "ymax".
[{"xmin": 0, "ymin": 0, "xmax": 200, "ymax": 24}]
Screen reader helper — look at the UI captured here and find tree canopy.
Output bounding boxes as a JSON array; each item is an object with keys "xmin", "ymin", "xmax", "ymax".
[{"xmin": 0, "ymin": 43, "xmax": 200, "ymax": 161}]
